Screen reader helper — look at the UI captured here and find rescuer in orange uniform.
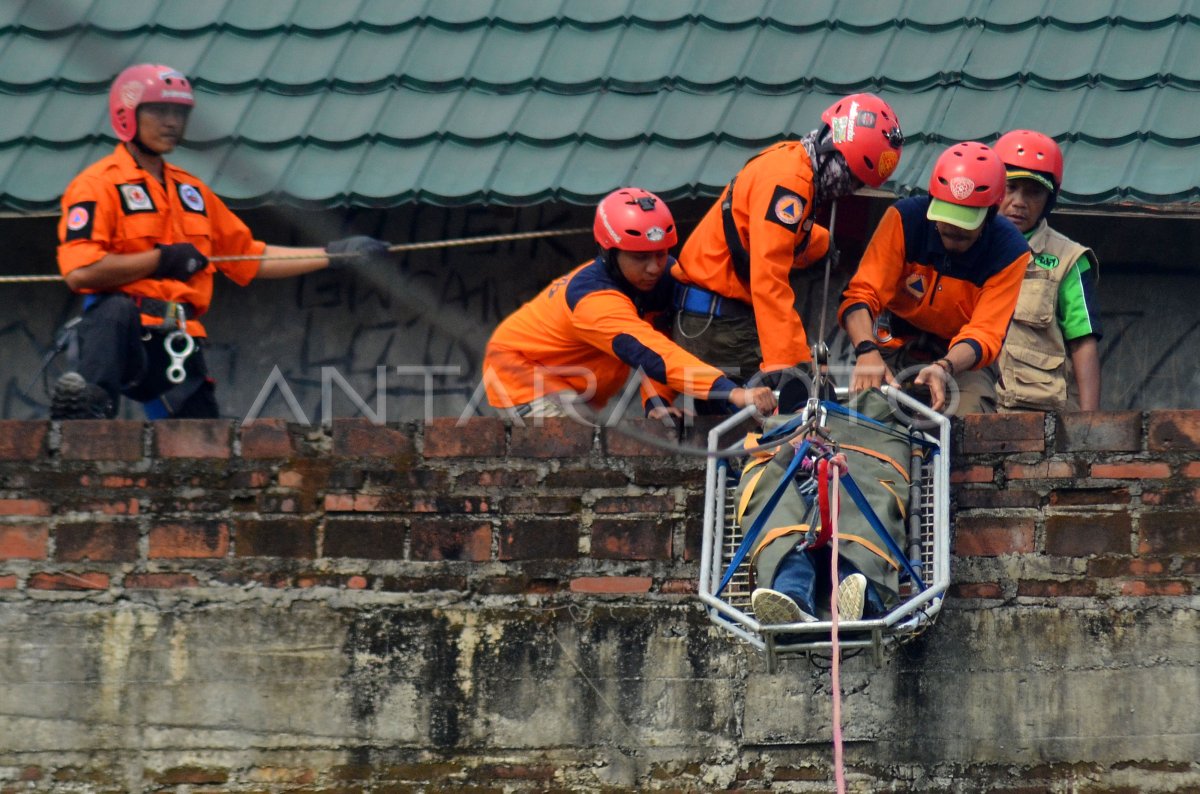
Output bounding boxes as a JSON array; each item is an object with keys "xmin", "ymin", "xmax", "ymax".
[
  {"xmin": 839, "ymin": 142, "xmax": 1031, "ymax": 414},
  {"xmin": 484, "ymin": 188, "xmax": 777, "ymax": 420},
  {"xmin": 53, "ymin": 64, "xmax": 387, "ymax": 419},
  {"xmin": 672, "ymin": 93, "xmax": 905, "ymax": 391}
]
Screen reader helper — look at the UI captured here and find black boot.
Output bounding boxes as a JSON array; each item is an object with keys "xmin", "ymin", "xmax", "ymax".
[{"xmin": 50, "ymin": 372, "xmax": 114, "ymax": 419}]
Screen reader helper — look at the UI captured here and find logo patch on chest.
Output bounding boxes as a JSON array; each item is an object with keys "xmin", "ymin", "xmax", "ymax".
[
  {"xmin": 178, "ymin": 183, "xmax": 206, "ymax": 214},
  {"xmin": 118, "ymin": 183, "xmax": 155, "ymax": 214},
  {"xmin": 1034, "ymin": 253, "xmax": 1060, "ymax": 270}
]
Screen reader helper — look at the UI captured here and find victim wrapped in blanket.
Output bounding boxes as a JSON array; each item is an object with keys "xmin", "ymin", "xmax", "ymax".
[{"xmin": 734, "ymin": 389, "xmax": 920, "ymax": 624}]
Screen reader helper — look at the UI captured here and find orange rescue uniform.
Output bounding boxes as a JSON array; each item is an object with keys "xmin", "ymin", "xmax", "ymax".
[
  {"xmin": 838, "ymin": 197, "xmax": 1030, "ymax": 367},
  {"xmin": 673, "ymin": 141, "xmax": 830, "ymax": 370},
  {"xmin": 58, "ymin": 144, "xmax": 265, "ymax": 337},
  {"xmin": 485, "ymin": 258, "xmax": 739, "ymax": 410}
]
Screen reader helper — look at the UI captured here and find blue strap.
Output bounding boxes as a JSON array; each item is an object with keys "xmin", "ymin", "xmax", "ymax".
[
  {"xmin": 717, "ymin": 440, "xmax": 810, "ymax": 596},
  {"xmin": 821, "ymin": 399, "xmax": 939, "ymax": 450},
  {"xmin": 838, "ymin": 470, "xmax": 927, "ymax": 591}
]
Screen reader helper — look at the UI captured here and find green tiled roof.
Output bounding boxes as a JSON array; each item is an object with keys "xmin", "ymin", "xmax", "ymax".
[{"xmin": 3, "ymin": 0, "xmax": 1200, "ymax": 212}]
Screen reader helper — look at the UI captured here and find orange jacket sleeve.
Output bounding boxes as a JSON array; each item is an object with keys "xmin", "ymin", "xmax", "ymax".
[
  {"xmin": 951, "ymin": 251, "xmax": 1028, "ymax": 366},
  {"xmin": 571, "ymin": 290, "xmax": 736, "ymax": 400}
]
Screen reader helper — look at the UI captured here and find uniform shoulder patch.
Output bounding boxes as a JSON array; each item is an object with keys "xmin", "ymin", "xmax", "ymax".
[
  {"xmin": 178, "ymin": 183, "xmax": 207, "ymax": 214},
  {"xmin": 764, "ymin": 184, "xmax": 807, "ymax": 232},
  {"xmin": 64, "ymin": 201, "xmax": 96, "ymax": 241},
  {"xmin": 117, "ymin": 183, "xmax": 156, "ymax": 214}
]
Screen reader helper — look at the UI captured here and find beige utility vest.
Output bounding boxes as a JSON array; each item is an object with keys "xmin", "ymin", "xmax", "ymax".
[{"xmin": 996, "ymin": 220, "xmax": 1096, "ymax": 411}]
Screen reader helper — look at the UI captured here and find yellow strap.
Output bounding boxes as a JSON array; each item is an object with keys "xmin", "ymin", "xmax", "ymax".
[
  {"xmin": 736, "ymin": 462, "xmax": 770, "ymax": 523},
  {"xmin": 878, "ymin": 479, "xmax": 907, "ymax": 519},
  {"xmin": 749, "ymin": 524, "xmax": 811, "ymax": 565},
  {"xmin": 841, "ymin": 443, "xmax": 910, "ymax": 482}
]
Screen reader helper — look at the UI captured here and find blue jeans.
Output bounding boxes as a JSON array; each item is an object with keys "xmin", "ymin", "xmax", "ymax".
[{"xmin": 772, "ymin": 545, "xmax": 886, "ymax": 618}]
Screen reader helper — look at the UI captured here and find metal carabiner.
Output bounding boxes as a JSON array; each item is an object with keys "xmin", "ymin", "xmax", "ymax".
[{"xmin": 163, "ymin": 329, "xmax": 195, "ymax": 384}]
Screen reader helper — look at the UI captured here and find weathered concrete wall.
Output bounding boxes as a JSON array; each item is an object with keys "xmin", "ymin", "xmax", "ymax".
[
  {"xmin": 3, "ymin": 205, "xmax": 1199, "ymax": 422},
  {"xmin": 0, "ymin": 411, "xmax": 1197, "ymax": 791}
]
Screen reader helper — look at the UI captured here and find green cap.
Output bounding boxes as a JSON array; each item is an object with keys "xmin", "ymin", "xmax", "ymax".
[
  {"xmin": 1006, "ymin": 168, "xmax": 1056, "ymax": 192},
  {"xmin": 926, "ymin": 198, "xmax": 987, "ymax": 231}
]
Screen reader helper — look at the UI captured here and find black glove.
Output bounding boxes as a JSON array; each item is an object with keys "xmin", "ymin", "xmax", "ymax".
[
  {"xmin": 153, "ymin": 243, "xmax": 208, "ymax": 281},
  {"xmin": 325, "ymin": 235, "xmax": 390, "ymax": 268}
]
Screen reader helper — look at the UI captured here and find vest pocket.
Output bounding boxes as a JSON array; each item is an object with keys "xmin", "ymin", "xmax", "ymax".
[
  {"xmin": 1012, "ymin": 278, "xmax": 1057, "ymax": 327},
  {"xmin": 999, "ymin": 343, "xmax": 1066, "ymax": 408}
]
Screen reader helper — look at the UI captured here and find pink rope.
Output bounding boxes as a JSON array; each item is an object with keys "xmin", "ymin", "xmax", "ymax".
[{"xmin": 829, "ymin": 465, "xmax": 847, "ymax": 794}]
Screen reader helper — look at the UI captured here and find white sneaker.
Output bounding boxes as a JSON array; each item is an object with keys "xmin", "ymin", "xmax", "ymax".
[
  {"xmin": 836, "ymin": 573, "xmax": 867, "ymax": 621},
  {"xmin": 752, "ymin": 588, "xmax": 817, "ymax": 625}
]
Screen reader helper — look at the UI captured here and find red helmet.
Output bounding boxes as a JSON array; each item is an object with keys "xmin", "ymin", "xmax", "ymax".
[
  {"xmin": 109, "ymin": 64, "xmax": 195, "ymax": 142},
  {"xmin": 593, "ymin": 188, "xmax": 677, "ymax": 251},
  {"xmin": 821, "ymin": 93, "xmax": 904, "ymax": 188},
  {"xmin": 928, "ymin": 142, "xmax": 1007, "ymax": 207},
  {"xmin": 994, "ymin": 129, "xmax": 1063, "ymax": 193}
]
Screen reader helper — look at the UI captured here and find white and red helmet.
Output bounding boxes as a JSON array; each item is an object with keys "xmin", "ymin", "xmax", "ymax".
[
  {"xmin": 820, "ymin": 93, "xmax": 904, "ymax": 187},
  {"xmin": 593, "ymin": 188, "xmax": 678, "ymax": 251},
  {"xmin": 926, "ymin": 142, "xmax": 1007, "ymax": 230},
  {"xmin": 109, "ymin": 64, "xmax": 195, "ymax": 142}
]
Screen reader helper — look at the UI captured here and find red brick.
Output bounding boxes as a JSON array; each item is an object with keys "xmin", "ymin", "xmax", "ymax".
[
  {"xmin": 60, "ymin": 420, "xmax": 143, "ymax": 461},
  {"xmin": 660, "ymin": 579, "xmax": 696, "ymax": 595},
  {"xmin": 603, "ymin": 418, "xmax": 680, "ymax": 456},
  {"xmin": 953, "ymin": 515, "xmax": 1035, "ymax": 556},
  {"xmin": 54, "ymin": 523, "xmax": 139, "ymax": 562},
  {"xmin": 1120, "ymin": 579, "xmax": 1190, "ymax": 597},
  {"xmin": 0, "ymin": 575, "xmax": 17, "ymax": 589},
  {"xmin": 346, "ymin": 575, "xmax": 368, "ymax": 590},
  {"xmin": 423, "ymin": 417, "xmax": 505, "ymax": 457},
  {"xmin": 1055, "ymin": 411, "xmax": 1142, "ymax": 452},
  {"xmin": 1005, "ymin": 460, "xmax": 1077, "ymax": 480},
  {"xmin": 544, "ymin": 467, "xmax": 630, "ymax": 488},
  {"xmin": 238, "ymin": 419, "xmax": 297, "ymax": 458},
  {"xmin": 591, "ymin": 517, "xmax": 672, "ymax": 560},
  {"xmin": 124, "ymin": 573, "xmax": 199, "ymax": 589},
  {"xmin": 234, "ymin": 518, "xmax": 317, "ymax": 558},
  {"xmin": 1183, "ymin": 462, "xmax": 1200, "ymax": 478},
  {"xmin": 77, "ymin": 498, "xmax": 139, "ymax": 516},
  {"xmin": 1049, "ymin": 488, "xmax": 1131, "ymax": 507},
  {"xmin": 28, "ymin": 572, "xmax": 109, "ymax": 590},
  {"xmin": 1088, "ymin": 557, "xmax": 1169, "ymax": 578},
  {"xmin": 148, "ymin": 522, "xmax": 230, "ymax": 559},
  {"xmin": 570, "ymin": 576, "xmax": 653, "ymax": 594},
  {"xmin": 409, "ymin": 520, "xmax": 491, "ymax": 561},
  {"xmin": 961, "ymin": 413, "xmax": 1044, "ymax": 454},
  {"xmin": 0, "ymin": 525, "xmax": 49, "ymax": 559},
  {"xmin": 332, "ymin": 419, "xmax": 415, "ymax": 458},
  {"xmin": 949, "ymin": 582, "xmax": 1004, "ymax": 599},
  {"xmin": 1147, "ymin": 410, "xmax": 1200, "ymax": 451},
  {"xmin": 151, "ymin": 767, "xmax": 229, "ymax": 785},
  {"xmin": 498, "ymin": 518, "xmax": 578, "ymax": 560},
  {"xmin": 0, "ymin": 421, "xmax": 47, "ymax": 460},
  {"xmin": 510, "ymin": 417, "xmax": 594, "ymax": 458},
  {"xmin": 1045, "ymin": 512, "xmax": 1131, "ymax": 556},
  {"xmin": 456, "ymin": 469, "xmax": 539, "ymax": 489},
  {"xmin": 1139, "ymin": 511, "xmax": 1200, "ymax": 555},
  {"xmin": 323, "ymin": 517, "xmax": 406, "ymax": 559},
  {"xmin": 1141, "ymin": 488, "xmax": 1200, "ymax": 507},
  {"xmin": 955, "ymin": 489, "xmax": 1039, "ymax": 509},
  {"xmin": 1017, "ymin": 579, "xmax": 1097, "ymax": 597},
  {"xmin": 1090, "ymin": 462, "xmax": 1171, "ymax": 480},
  {"xmin": 950, "ymin": 465, "xmax": 993, "ymax": 484},
  {"xmin": 501, "ymin": 495, "xmax": 581, "ymax": 514},
  {"xmin": 593, "ymin": 495, "xmax": 675, "ymax": 514},
  {"xmin": 0, "ymin": 499, "xmax": 52, "ymax": 517},
  {"xmin": 155, "ymin": 420, "xmax": 233, "ymax": 458}
]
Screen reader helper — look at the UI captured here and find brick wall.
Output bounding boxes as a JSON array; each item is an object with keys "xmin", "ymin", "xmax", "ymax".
[{"xmin": 0, "ymin": 412, "xmax": 1196, "ymax": 792}]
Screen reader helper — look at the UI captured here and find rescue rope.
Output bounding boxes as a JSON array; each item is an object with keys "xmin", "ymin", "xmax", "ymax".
[
  {"xmin": 829, "ymin": 464, "xmax": 847, "ymax": 794},
  {"xmin": 0, "ymin": 226, "xmax": 592, "ymax": 283}
]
